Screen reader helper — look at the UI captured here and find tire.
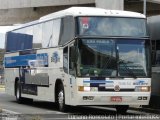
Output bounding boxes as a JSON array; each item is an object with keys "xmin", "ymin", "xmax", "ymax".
[
  {"xmin": 115, "ymin": 105, "xmax": 129, "ymax": 115},
  {"xmin": 15, "ymin": 80, "xmax": 24, "ymax": 103},
  {"xmin": 57, "ymin": 84, "xmax": 66, "ymax": 112},
  {"xmin": 15, "ymin": 80, "xmax": 33, "ymax": 104}
]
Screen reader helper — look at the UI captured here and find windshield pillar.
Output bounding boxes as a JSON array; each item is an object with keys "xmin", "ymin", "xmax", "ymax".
[
  {"xmin": 69, "ymin": 41, "xmax": 78, "ymax": 76},
  {"xmin": 116, "ymin": 44, "xmax": 120, "ymax": 77}
]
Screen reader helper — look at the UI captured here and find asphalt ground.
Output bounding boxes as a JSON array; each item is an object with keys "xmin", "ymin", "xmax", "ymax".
[{"xmin": 0, "ymin": 85, "xmax": 159, "ymax": 120}]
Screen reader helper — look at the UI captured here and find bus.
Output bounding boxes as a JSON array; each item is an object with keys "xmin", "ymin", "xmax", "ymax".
[
  {"xmin": 148, "ymin": 15, "xmax": 160, "ymax": 106},
  {"xmin": 4, "ymin": 7, "xmax": 151, "ymax": 113}
]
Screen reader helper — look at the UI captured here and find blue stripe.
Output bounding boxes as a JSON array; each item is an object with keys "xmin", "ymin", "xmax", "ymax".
[{"xmin": 5, "ymin": 53, "xmax": 48, "ymax": 67}]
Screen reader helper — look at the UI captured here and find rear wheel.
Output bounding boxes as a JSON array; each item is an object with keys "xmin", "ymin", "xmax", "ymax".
[
  {"xmin": 115, "ymin": 105, "xmax": 129, "ymax": 114},
  {"xmin": 15, "ymin": 80, "xmax": 24, "ymax": 103},
  {"xmin": 15, "ymin": 80, "xmax": 33, "ymax": 104},
  {"xmin": 57, "ymin": 84, "xmax": 66, "ymax": 112}
]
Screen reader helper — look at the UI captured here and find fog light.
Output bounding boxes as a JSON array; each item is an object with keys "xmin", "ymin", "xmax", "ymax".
[
  {"xmin": 83, "ymin": 96, "xmax": 87, "ymax": 100},
  {"xmin": 143, "ymin": 97, "xmax": 147, "ymax": 100},
  {"xmin": 138, "ymin": 96, "xmax": 142, "ymax": 100},
  {"xmin": 83, "ymin": 96, "xmax": 94, "ymax": 100}
]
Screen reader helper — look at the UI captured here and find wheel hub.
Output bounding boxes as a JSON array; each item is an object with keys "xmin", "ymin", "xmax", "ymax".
[{"xmin": 58, "ymin": 91, "xmax": 64, "ymax": 107}]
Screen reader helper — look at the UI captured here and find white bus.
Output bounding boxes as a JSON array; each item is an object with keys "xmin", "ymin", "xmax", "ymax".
[{"xmin": 4, "ymin": 7, "xmax": 151, "ymax": 113}]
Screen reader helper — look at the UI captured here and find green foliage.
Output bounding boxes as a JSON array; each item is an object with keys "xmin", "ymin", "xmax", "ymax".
[{"xmin": 0, "ymin": 49, "xmax": 4, "ymax": 67}]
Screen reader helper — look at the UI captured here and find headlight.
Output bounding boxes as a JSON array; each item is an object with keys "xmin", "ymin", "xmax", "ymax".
[
  {"xmin": 135, "ymin": 86, "xmax": 151, "ymax": 92},
  {"xmin": 78, "ymin": 86, "xmax": 98, "ymax": 92}
]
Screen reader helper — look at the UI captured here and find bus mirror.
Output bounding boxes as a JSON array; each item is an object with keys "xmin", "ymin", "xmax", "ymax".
[{"xmin": 70, "ymin": 46, "xmax": 77, "ymax": 62}]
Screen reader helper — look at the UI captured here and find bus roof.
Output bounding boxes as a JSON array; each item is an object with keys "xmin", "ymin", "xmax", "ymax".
[
  {"xmin": 9, "ymin": 7, "xmax": 145, "ymax": 31},
  {"xmin": 40, "ymin": 7, "xmax": 145, "ymax": 21}
]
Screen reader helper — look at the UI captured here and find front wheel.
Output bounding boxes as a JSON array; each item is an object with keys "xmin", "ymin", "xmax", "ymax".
[
  {"xmin": 115, "ymin": 105, "xmax": 129, "ymax": 114},
  {"xmin": 57, "ymin": 84, "xmax": 66, "ymax": 112}
]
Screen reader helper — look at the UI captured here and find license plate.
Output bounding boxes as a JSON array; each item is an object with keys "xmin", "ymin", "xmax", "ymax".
[{"xmin": 111, "ymin": 96, "xmax": 122, "ymax": 102}]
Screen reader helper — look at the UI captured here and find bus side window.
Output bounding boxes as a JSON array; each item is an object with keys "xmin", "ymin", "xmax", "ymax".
[
  {"xmin": 33, "ymin": 24, "xmax": 42, "ymax": 48},
  {"xmin": 63, "ymin": 47, "xmax": 68, "ymax": 73},
  {"xmin": 59, "ymin": 16, "xmax": 75, "ymax": 45},
  {"xmin": 42, "ymin": 20, "xmax": 54, "ymax": 48}
]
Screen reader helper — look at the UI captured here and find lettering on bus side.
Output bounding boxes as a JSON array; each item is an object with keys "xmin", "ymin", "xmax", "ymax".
[
  {"xmin": 133, "ymin": 80, "xmax": 148, "ymax": 85},
  {"xmin": 51, "ymin": 51, "xmax": 60, "ymax": 63}
]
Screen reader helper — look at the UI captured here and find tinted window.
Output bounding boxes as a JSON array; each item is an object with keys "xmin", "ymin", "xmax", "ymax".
[
  {"xmin": 59, "ymin": 16, "xmax": 75, "ymax": 45},
  {"xmin": 78, "ymin": 17, "xmax": 148, "ymax": 37}
]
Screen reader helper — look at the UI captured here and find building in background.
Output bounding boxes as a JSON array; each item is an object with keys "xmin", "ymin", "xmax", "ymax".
[{"xmin": 0, "ymin": 0, "xmax": 159, "ymax": 26}]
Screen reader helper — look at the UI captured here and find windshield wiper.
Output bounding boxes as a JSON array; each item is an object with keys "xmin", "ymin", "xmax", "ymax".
[{"xmin": 118, "ymin": 60, "xmax": 137, "ymax": 79}]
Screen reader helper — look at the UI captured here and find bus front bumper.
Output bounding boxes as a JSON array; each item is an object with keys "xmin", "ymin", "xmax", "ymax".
[{"xmin": 72, "ymin": 92, "xmax": 150, "ymax": 106}]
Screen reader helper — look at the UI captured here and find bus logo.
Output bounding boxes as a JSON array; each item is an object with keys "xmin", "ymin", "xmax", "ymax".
[
  {"xmin": 114, "ymin": 85, "xmax": 120, "ymax": 92},
  {"xmin": 51, "ymin": 51, "xmax": 60, "ymax": 63}
]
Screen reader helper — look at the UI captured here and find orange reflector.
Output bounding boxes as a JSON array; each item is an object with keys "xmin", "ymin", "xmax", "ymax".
[{"xmin": 78, "ymin": 86, "xmax": 84, "ymax": 91}]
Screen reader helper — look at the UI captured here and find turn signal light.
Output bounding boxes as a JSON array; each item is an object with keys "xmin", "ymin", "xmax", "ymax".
[{"xmin": 78, "ymin": 86, "xmax": 84, "ymax": 91}]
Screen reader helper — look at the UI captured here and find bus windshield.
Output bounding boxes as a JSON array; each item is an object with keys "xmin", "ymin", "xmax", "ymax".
[
  {"xmin": 77, "ymin": 39, "xmax": 150, "ymax": 78},
  {"xmin": 77, "ymin": 17, "xmax": 148, "ymax": 37}
]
